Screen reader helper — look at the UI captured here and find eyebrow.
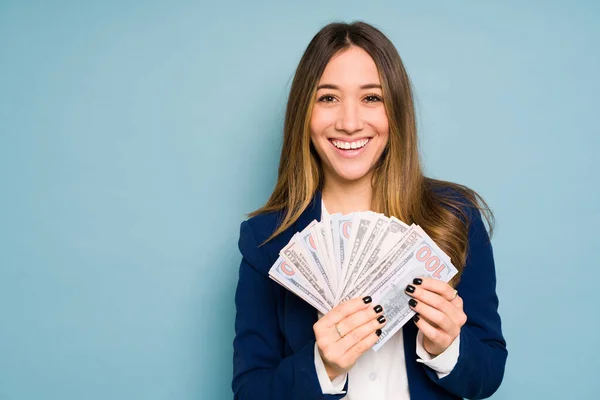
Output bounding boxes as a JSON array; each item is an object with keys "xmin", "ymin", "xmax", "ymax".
[{"xmin": 316, "ymin": 83, "xmax": 382, "ymax": 90}]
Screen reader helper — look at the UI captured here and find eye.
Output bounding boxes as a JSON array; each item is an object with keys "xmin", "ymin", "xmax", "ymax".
[
  {"xmin": 317, "ymin": 94, "xmax": 337, "ymax": 103},
  {"xmin": 364, "ymin": 95, "xmax": 383, "ymax": 103}
]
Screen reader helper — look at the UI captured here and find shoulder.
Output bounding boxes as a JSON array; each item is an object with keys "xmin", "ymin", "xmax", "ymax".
[
  {"xmin": 242, "ymin": 210, "xmax": 285, "ymax": 246},
  {"xmin": 425, "ymin": 178, "xmax": 494, "ymax": 242},
  {"xmin": 426, "ymin": 177, "xmax": 492, "ymax": 233},
  {"xmin": 427, "ymin": 178, "xmax": 477, "ymax": 211},
  {"xmin": 238, "ymin": 210, "xmax": 289, "ymax": 276}
]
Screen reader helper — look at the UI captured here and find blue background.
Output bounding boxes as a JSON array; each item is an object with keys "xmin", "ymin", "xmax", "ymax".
[{"xmin": 1, "ymin": 1, "xmax": 598, "ymax": 399}]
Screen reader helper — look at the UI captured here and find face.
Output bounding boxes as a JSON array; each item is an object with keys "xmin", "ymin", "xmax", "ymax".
[{"xmin": 310, "ymin": 46, "xmax": 389, "ymax": 185}]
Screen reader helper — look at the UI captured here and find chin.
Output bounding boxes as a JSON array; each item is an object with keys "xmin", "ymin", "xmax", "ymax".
[{"xmin": 330, "ymin": 164, "xmax": 374, "ymax": 183}]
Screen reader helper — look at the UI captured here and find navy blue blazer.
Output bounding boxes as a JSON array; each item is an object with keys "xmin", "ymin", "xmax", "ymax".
[{"xmin": 232, "ymin": 190, "xmax": 507, "ymax": 399}]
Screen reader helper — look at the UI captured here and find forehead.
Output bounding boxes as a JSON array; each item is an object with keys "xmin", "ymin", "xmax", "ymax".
[{"xmin": 318, "ymin": 46, "xmax": 380, "ymax": 86}]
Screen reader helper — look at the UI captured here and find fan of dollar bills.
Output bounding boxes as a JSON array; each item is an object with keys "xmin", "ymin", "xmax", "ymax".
[{"xmin": 268, "ymin": 211, "xmax": 458, "ymax": 350}]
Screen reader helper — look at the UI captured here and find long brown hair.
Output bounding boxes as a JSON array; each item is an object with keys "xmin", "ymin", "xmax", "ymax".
[{"xmin": 250, "ymin": 21, "xmax": 494, "ymax": 281}]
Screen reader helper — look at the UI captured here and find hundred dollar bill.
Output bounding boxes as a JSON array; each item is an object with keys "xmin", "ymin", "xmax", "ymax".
[
  {"xmin": 339, "ymin": 214, "xmax": 389, "ymax": 302},
  {"xmin": 310, "ymin": 221, "xmax": 336, "ymax": 292},
  {"xmin": 281, "ymin": 236, "xmax": 334, "ymax": 309},
  {"xmin": 269, "ymin": 256, "xmax": 330, "ymax": 315},
  {"xmin": 333, "ymin": 214, "xmax": 355, "ymax": 278},
  {"xmin": 349, "ymin": 216, "xmax": 393, "ymax": 284},
  {"xmin": 370, "ymin": 230, "xmax": 458, "ymax": 350},
  {"xmin": 299, "ymin": 221, "xmax": 335, "ymax": 303},
  {"xmin": 339, "ymin": 224, "xmax": 418, "ymax": 303},
  {"xmin": 350, "ymin": 217, "xmax": 410, "ymax": 292},
  {"xmin": 321, "ymin": 215, "xmax": 336, "ymax": 275},
  {"xmin": 367, "ymin": 217, "xmax": 411, "ymax": 269},
  {"xmin": 341, "ymin": 215, "xmax": 372, "ymax": 281}
]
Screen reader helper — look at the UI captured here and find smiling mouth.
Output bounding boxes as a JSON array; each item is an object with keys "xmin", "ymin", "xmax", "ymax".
[{"xmin": 329, "ymin": 138, "xmax": 371, "ymax": 150}]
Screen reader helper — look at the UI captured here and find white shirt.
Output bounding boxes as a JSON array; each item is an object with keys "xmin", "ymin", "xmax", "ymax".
[{"xmin": 314, "ymin": 201, "xmax": 460, "ymax": 399}]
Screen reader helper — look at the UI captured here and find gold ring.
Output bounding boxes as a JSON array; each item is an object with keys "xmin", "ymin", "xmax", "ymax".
[
  {"xmin": 335, "ymin": 323, "xmax": 345, "ymax": 338},
  {"xmin": 452, "ymin": 290, "xmax": 458, "ymax": 300}
]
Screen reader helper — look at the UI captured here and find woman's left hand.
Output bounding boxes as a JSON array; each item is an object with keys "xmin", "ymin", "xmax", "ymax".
[{"xmin": 405, "ymin": 277, "xmax": 467, "ymax": 357}]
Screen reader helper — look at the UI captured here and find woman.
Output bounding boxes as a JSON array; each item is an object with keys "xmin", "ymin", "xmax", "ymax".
[{"xmin": 232, "ymin": 21, "xmax": 507, "ymax": 400}]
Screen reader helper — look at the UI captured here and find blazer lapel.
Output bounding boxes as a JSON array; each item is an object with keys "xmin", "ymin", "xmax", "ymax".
[{"xmin": 293, "ymin": 190, "xmax": 322, "ymax": 234}]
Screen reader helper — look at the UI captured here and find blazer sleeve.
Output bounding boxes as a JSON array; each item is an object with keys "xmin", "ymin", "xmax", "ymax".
[
  {"xmin": 422, "ymin": 206, "xmax": 508, "ymax": 399},
  {"xmin": 232, "ymin": 220, "xmax": 348, "ymax": 400}
]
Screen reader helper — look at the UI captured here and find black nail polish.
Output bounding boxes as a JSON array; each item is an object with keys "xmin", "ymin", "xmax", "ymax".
[
  {"xmin": 363, "ymin": 296, "xmax": 372, "ymax": 304},
  {"xmin": 413, "ymin": 278, "xmax": 422, "ymax": 285},
  {"xmin": 374, "ymin": 304, "xmax": 383, "ymax": 313},
  {"xmin": 413, "ymin": 314, "xmax": 420, "ymax": 323},
  {"xmin": 377, "ymin": 315, "xmax": 386, "ymax": 324},
  {"xmin": 409, "ymin": 299, "xmax": 418, "ymax": 307},
  {"xmin": 376, "ymin": 329, "xmax": 382, "ymax": 336},
  {"xmin": 405, "ymin": 284, "xmax": 415, "ymax": 293}
]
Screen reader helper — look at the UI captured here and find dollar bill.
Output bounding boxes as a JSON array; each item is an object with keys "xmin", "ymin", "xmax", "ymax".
[
  {"xmin": 339, "ymin": 214, "xmax": 389, "ymax": 302},
  {"xmin": 330, "ymin": 214, "xmax": 354, "ymax": 277},
  {"xmin": 281, "ymin": 236, "xmax": 334, "ymax": 309},
  {"xmin": 268, "ymin": 257, "xmax": 330, "ymax": 315},
  {"xmin": 341, "ymin": 215, "xmax": 372, "ymax": 282},
  {"xmin": 299, "ymin": 221, "xmax": 335, "ymax": 303},
  {"xmin": 370, "ymin": 232, "xmax": 458, "ymax": 350},
  {"xmin": 350, "ymin": 217, "xmax": 410, "ymax": 290},
  {"xmin": 311, "ymin": 217, "xmax": 336, "ymax": 291},
  {"xmin": 339, "ymin": 225, "xmax": 419, "ymax": 303}
]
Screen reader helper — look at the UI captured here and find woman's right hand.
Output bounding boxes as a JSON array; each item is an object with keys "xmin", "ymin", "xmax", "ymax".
[{"xmin": 313, "ymin": 296, "xmax": 387, "ymax": 380}]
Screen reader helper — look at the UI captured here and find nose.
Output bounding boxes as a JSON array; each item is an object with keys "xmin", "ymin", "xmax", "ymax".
[{"xmin": 335, "ymin": 100, "xmax": 364, "ymax": 134}]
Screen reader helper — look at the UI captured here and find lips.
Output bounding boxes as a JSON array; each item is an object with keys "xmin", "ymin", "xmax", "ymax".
[
  {"xmin": 327, "ymin": 137, "xmax": 372, "ymax": 159},
  {"xmin": 328, "ymin": 138, "xmax": 371, "ymax": 150}
]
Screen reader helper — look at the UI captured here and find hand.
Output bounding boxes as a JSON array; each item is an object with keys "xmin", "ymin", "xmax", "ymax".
[
  {"xmin": 313, "ymin": 296, "xmax": 387, "ymax": 380},
  {"xmin": 405, "ymin": 277, "xmax": 467, "ymax": 356}
]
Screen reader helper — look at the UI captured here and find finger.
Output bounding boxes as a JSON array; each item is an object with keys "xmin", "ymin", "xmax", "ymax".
[
  {"xmin": 337, "ymin": 312, "xmax": 387, "ymax": 354},
  {"xmin": 320, "ymin": 296, "xmax": 373, "ymax": 328},
  {"xmin": 406, "ymin": 284, "xmax": 461, "ymax": 324},
  {"xmin": 413, "ymin": 314, "xmax": 453, "ymax": 354},
  {"xmin": 408, "ymin": 298, "xmax": 458, "ymax": 336},
  {"xmin": 335, "ymin": 303, "xmax": 384, "ymax": 340},
  {"xmin": 452, "ymin": 294, "xmax": 464, "ymax": 310},
  {"xmin": 341, "ymin": 323, "xmax": 384, "ymax": 364},
  {"xmin": 412, "ymin": 277, "xmax": 457, "ymax": 302}
]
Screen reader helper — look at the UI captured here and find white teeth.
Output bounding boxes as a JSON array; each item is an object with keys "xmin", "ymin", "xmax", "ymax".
[{"xmin": 332, "ymin": 139, "xmax": 369, "ymax": 150}]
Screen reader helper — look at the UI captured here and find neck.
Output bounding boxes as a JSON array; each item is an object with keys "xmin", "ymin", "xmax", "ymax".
[{"xmin": 321, "ymin": 171, "xmax": 373, "ymax": 215}]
